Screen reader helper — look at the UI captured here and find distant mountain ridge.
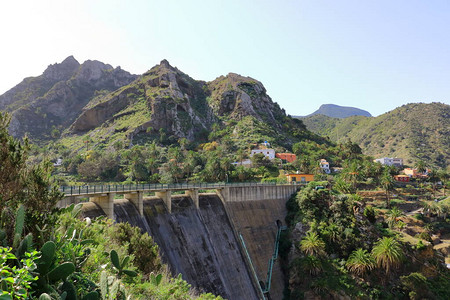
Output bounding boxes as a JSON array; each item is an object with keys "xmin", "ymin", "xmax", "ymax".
[
  {"xmin": 301, "ymin": 102, "xmax": 449, "ymax": 168},
  {"xmin": 304, "ymin": 104, "xmax": 372, "ymax": 118}
]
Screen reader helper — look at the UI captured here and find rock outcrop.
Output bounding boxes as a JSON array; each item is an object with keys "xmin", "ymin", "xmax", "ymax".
[
  {"xmin": 2, "ymin": 57, "xmax": 313, "ymax": 148},
  {"xmin": 69, "ymin": 60, "xmax": 308, "ymax": 146},
  {"xmin": 0, "ymin": 56, "xmax": 137, "ymax": 140}
]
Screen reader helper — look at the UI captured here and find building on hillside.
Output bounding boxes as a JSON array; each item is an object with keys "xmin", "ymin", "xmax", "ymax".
[
  {"xmin": 319, "ymin": 159, "xmax": 331, "ymax": 174},
  {"xmin": 403, "ymin": 168, "xmax": 429, "ymax": 179},
  {"xmin": 275, "ymin": 153, "xmax": 297, "ymax": 163},
  {"xmin": 232, "ymin": 159, "xmax": 252, "ymax": 167},
  {"xmin": 285, "ymin": 173, "xmax": 314, "ymax": 183},
  {"xmin": 374, "ymin": 157, "xmax": 403, "ymax": 167},
  {"xmin": 332, "ymin": 167, "xmax": 343, "ymax": 173},
  {"xmin": 374, "ymin": 157, "xmax": 394, "ymax": 166},
  {"xmin": 403, "ymin": 168, "xmax": 418, "ymax": 177},
  {"xmin": 53, "ymin": 158, "xmax": 63, "ymax": 167},
  {"xmin": 392, "ymin": 158, "xmax": 403, "ymax": 167},
  {"xmin": 394, "ymin": 175, "xmax": 410, "ymax": 182},
  {"xmin": 250, "ymin": 148, "xmax": 275, "ymax": 160}
]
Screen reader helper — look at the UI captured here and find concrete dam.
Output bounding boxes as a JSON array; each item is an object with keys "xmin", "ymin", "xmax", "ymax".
[{"xmin": 78, "ymin": 184, "xmax": 299, "ymax": 299}]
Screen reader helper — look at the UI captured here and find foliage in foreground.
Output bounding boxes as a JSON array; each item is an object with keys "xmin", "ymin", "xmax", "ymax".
[{"xmin": 0, "ymin": 112, "xmax": 222, "ymax": 299}]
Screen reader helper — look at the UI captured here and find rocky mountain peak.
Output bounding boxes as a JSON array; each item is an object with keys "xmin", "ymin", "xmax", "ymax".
[
  {"xmin": 73, "ymin": 60, "xmax": 113, "ymax": 82},
  {"xmin": 43, "ymin": 55, "xmax": 80, "ymax": 81},
  {"xmin": 160, "ymin": 59, "xmax": 171, "ymax": 68}
]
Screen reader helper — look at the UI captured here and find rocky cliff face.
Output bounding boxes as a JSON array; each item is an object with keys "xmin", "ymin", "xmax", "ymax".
[
  {"xmin": 0, "ymin": 56, "xmax": 137, "ymax": 140},
  {"xmin": 69, "ymin": 60, "xmax": 305, "ymax": 146},
  {"xmin": 2, "ymin": 58, "xmax": 312, "ymax": 148},
  {"xmin": 207, "ymin": 73, "xmax": 287, "ymax": 128},
  {"xmin": 70, "ymin": 59, "xmax": 215, "ymax": 141}
]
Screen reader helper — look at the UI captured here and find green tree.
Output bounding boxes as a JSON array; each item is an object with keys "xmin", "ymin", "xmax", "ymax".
[
  {"xmin": 386, "ymin": 207, "xmax": 403, "ymax": 228},
  {"xmin": 415, "ymin": 160, "xmax": 426, "ymax": 174},
  {"xmin": 372, "ymin": 237, "xmax": 404, "ymax": 275},
  {"xmin": 346, "ymin": 248, "xmax": 375, "ymax": 277},
  {"xmin": 299, "ymin": 231, "xmax": 326, "ymax": 257},
  {"xmin": 436, "ymin": 169, "xmax": 448, "ymax": 195},
  {"xmin": 0, "ymin": 113, "xmax": 62, "ymax": 244},
  {"xmin": 380, "ymin": 169, "xmax": 395, "ymax": 208}
]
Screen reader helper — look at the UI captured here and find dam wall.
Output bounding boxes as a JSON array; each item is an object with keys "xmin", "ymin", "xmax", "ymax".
[
  {"xmin": 225, "ymin": 198, "xmax": 290, "ymax": 300},
  {"xmin": 109, "ymin": 195, "xmax": 261, "ymax": 300},
  {"xmin": 81, "ymin": 185, "xmax": 300, "ymax": 299}
]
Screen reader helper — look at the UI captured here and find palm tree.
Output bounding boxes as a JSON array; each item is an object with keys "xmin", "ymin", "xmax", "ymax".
[
  {"xmin": 386, "ymin": 207, "xmax": 403, "ymax": 228},
  {"xmin": 346, "ymin": 248, "xmax": 375, "ymax": 276},
  {"xmin": 300, "ymin": 255, "xmax": 323, "ymax": 276},
  {"xmin": 436, "ymin": 169, "xmax": 448, "ymax": 196},
  {"xmin": 371, "ymin": 237, "xmax": 404, "ymax": 274},
  {"xmin": 380, "ymin": 169, "xmax": 395, "ymax": 208},
  {"xmin": 415, "ymin": 160, "xmax": 426, "ymax": 174},
  {"xmin": 299, "ymin": 231, "xmax": 326, "ymax": 257}
]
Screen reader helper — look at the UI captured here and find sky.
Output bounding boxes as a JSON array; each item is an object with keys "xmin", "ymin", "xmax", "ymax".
[{"xmin": 1, "ymin": 0, "xmax": 449, "ymax": 117}]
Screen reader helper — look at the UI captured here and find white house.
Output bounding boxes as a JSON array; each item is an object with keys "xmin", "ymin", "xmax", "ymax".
[
  {"xmin": 319, "ymin": 159, "xmax": 331, "ymax": 174},
  {"xmin": 375, "ymin": 157, "xmax": 394, "ymax": 166},
  {"xmin": 374, "ymin": 157, "xmax": 403, "ymax": 167},
  {"xmin": 232, "ymin": 159, "xmax": 252, "ymax": 166},
  {"xmin": 250, "ymin": 149, "xmax": 275, "ymax": 160},
  {"xmin": 392, "ymin": 158, "xmax": 403, "ymax": 167},
  {"xmin": 53, "ymin": 158, "xmax": 63, "ymax": 167}
]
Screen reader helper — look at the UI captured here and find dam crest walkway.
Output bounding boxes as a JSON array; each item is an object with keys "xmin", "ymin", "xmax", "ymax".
[{"xmin": 58, "ymin": 182, "xmax": 302, "ymax": 218}]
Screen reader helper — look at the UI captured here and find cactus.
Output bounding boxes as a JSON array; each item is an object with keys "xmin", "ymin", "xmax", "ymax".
[
  {"xmin": 39, "ymin": 293, "xmax": 52, "ymax": 300},
  {"xmin": 109, "ymin": 250, "xmax": 137, "ymax": 278},
  {"xmin": 35, "ymin": 241, "xmax": 76, "ymax": 297},
  {"xmin": 16, "ymin": 232, "xmax": 33, "ymax": 258},
  {"xmin": 99, "ymin": 271, "xmax": 127, "ymax": 300},
  {"xmin": 13, "ymin": 204, "xmax": 26, "ymax": 249},
  {"xmin": 81, "ymin": 291, "xmax": 99, "ymax": 300},
  {"xmin": 47, "ymin": 262, "xmax": 75, "ymax": 282},
  {"xmin": 150, "ymin": 273, "xmax": 163, "ymax": 286},
  {"xmin": 61, "ymin": 281, "xmax": 77, "ymax": 300}
]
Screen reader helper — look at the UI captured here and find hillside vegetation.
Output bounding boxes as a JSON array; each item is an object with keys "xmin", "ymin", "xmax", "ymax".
[{"xmin": 301, "ymin": 103, "xmax": 450, "ymax": 168}]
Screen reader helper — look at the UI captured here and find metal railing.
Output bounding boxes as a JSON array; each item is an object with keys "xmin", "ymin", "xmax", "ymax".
[
  {"xmin": 262, "ymin": 222, "xmax": 287, "ymax": 294},
  {"xmin": 59, "ymin": 181, "xmax": 304, "ymax": 196}
]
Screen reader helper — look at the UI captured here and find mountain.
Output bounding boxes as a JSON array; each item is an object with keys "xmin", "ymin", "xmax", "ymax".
[
  {"xmin": 1, "ymin": 57, "xmax": 320, "ymax": 151},
  {"xmin": 66, "ymin": 59, "xmax": 319, "ymax": 150},
  {"xmin": 301, "ymin": 102, "xmax": 450, "ymax": 168},
  {"xmin": 304, "ymin": 104, "xmax": 372, "ymax": 118},
  {"xmin": 0, "ymin": 56, "xmax": 137, "ymax": 140}
]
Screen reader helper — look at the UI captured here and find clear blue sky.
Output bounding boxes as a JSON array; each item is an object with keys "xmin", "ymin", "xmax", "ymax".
[{"xmin": 1, "ymin": 0, "xmax": 449, "ymax": 116}]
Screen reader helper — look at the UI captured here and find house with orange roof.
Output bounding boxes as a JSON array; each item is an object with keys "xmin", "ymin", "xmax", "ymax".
[{"xmin": 275, "ymin": 153, "xmax": 297, "ymax": 163}]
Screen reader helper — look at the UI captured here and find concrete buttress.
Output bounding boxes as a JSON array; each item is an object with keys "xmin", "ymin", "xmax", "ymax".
[
  {"xmin": 90, "ymin": 193, "xmax": 115, "ymax": 219},
  {"xmin": 156, "ymin": 190, "xmax": 172, "ymax": 213},
  {"xmin": 124, "ymin": 192, "xmax": 143, "ymax": 216}
]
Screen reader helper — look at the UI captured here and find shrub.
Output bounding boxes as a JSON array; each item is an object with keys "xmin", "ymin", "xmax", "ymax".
[{"xmin": 364, "ymin": 205, "xmax": 376, "ymax": 223}]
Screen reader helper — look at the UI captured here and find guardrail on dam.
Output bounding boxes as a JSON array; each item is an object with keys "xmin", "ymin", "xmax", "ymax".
[{"xmin": 58, "ymin": 182, "xmax": 303, "ymax": 218}]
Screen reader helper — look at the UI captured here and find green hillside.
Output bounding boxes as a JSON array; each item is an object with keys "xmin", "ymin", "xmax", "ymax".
[{"xmin": 301, "ymin": 103, "xmax": 450, "ymax": 168}]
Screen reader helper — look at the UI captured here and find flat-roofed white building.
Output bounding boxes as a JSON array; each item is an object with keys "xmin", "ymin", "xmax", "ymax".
[
  {"xmin": 250, "ymin": 149, "xmax": 275, "ymax": 160},
  {"xmin": 374, "ymin": 157, "xmax": 403, "ymax": 167}
]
